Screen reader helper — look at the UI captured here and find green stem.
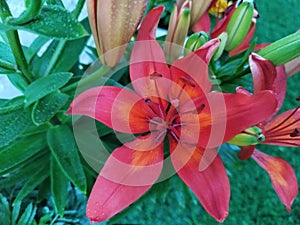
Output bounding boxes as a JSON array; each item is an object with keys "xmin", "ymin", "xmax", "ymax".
[
  {"xmin": 62, "ymin": 65, "xmax": 111, "ymax": 93},
  {"xmin": 44, "ymin": 0, "xmax": 86, "ymax": 76},
  {"xmin": 44, "ymin": 40, "xmax": 67, "ymax": 76},
  {"xmin": 0, "ymin": 1, "xmax": 32, "ymax": 83},
  {"xmin": 72, "ymin": 0, "xmax": 85, "ymax": 18}
]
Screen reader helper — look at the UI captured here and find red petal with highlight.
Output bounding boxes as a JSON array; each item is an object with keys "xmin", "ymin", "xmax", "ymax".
[
  {"xmin": 87, "ymin": 137, "xmax": 164, "ymax": 222},
  {"xmin": 67, "ymin": 86, "xmax": 155, "ymax": 133},
  {"xmin": 169, "ymin": 139, "xmax": 230, "ymax": 222},
  {"xmin": 249, "ymin": 53, "xmax": 287, "ymax": 113},
  {"xmin": 191, "ymin": 12, "xmax": 211, "ymax": 33},
  {"xmin": 252, "ymin": 150, "xmax": 298, "ymax": 211},
  {"xmin": 130, "ymin": 7, "xmax": 170, "ymax": 100}
]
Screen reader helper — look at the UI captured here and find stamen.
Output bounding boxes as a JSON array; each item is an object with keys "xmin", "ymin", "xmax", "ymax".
[
  {"xmin": 182, "ymin": 103, "xmax": 206, "ymax": 115},
  {"xmin": 168, "ymin": 127, "xmax": 180, "ymax": 142}
]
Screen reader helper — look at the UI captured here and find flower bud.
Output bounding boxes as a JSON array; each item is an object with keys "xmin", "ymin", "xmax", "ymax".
[
  {"xmin": 225, "ymin": 1, "xmax": 254, "ymax": 51},
  {"xmin": 190, "ymin": 0, "xmax": 214, "ymax": 26},
  {"xmin": 227, "ymin": 126, "xmax": 265, "ymax": 146},
  {"xmin": 258, "ymin": 31, "xmax": 300, "ymax": 66},
  {"xmin": 184, "ymin": 31, "xmax": 209, "ymax": 55},
  {"xmin": 164, "ymin": 2, "xmax": 190, "ymax": 62},
  {"xmin": 87, "ymin": 0, "xmax": 148, "ymax": 67}
]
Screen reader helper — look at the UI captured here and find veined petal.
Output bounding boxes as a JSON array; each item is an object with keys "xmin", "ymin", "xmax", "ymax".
[
  {"xmin": 249, "ymin": 53, "xmax": 287, "ymax": 113},
  {"xmin": 180, "ymin": 91, "xmax": 277, "ymax": 148},
  {"xmin": 264, "ymin": 108, "xmax": 300, "ymax": 147},
  {"xmin": 87, "ymin": 137, "xmax": 164, "ymax": 222},
  {"xmin": 169, "ymin": 139, "xmax": 230, "ymax": 222},
  {"xmin": 130, "ymin": 6, "xmax": 171, "ymax": 100},
  {"xmin": 252, "ymin": 150, "xmax": 298, "ymax": 211},
  {"xmin": 67, "ymin": 86, "xmax": 156, "ymax": 133}
]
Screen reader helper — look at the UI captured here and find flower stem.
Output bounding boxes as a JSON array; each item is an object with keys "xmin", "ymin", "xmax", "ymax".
[
  {"xmin": 44, "ymin": 0, "xmax": 86, "ymax": 76},
  {"xmin": 0, "ymin": 1, "xmax": 32, "ymax": 83},
  {"xmin": 62, "ymin": 65, "xmax": 111, "ymax": 93}
]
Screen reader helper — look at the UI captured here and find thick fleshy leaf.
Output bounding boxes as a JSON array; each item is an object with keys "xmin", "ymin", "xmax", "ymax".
[
  {"xmin": 249, "ymin": 53, "xmax": 287, "ymax": 113},
  {"xmin": 264, "ymin": 108, "xmax": 300, "ymax": 147},
  {"xmin": 169, "ymin": 139, "xmax": 230, "ymax": 222},
  {"xmin": 67, "ymin": 86, "xmax": 156, "ymax": 134},
  {"xmin": 86, "ymin": 137, "xmax": 164, "ymax": 222},
  {"xmin": 130, "ymin": 6, "xmax": 171, "ymax": 100},
  {"xmin": 180, "ymin": 91, "xmax": 278, "ymax": 148},
  {"xmin": 169, "ymin": 39, "xmax": 219, "ymax": 105},
  {"xmin": 252, "ymin": 150, "xmax": 298, "ymax": 211}
]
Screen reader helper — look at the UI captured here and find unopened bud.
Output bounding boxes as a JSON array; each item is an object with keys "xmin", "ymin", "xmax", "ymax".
[
  {"xmin": 225, "ymin": 1, "xmax": 254, "ymax": 51},
  {"xmin": 227, "ymin": 126, "xmax": 265, "ymax": 146},
  {"xmin": 258, "ymin": 31, "xmax": 300, "ymax": 66},
  {"xmin": 165, "ymin": 3, "xmax": 191, "ymax": 62},
  {"xmin": 184, "ymin": 31, "xmax": 209, "ymax": 55}
]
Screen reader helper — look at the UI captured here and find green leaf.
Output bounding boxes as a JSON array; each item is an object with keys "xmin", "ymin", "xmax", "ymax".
[
  {"xmin": 0, "ymin": 42, "xmax": 15, "ymax": 64},
  {"xmin": 26, "ymin": 36, "xmax": 49, "ymax": 62},
  {"xmin": 0, "ymin": 151, "xmax": 49, "ymax": 189},
  {"xmin": 0, "ymin": 96, "xmax": 25, "ymax": 113},
  {"xmin": 32, "ymin": 91, "xmax": 69, "ymax": 125},
  {"xmin": 6, "ymin": 73, "xmax": 28, "ymax": 92},
  {"xmin": 0, "ymin": 107, "xmax": 32, "ymax": 148},
  {"xmin": 17, "ymin": 203, "xmax": 37, "ymax": 225},
  {"xmin": 9, "ymin": 5, "xmax": 88, "ymax": 40},
  {"xmin": 47, "ymin": 125, "xmax": 87, "ymax": 193},
  {"xmin": 13, "ymin": 160, "xmax": 50, "ymax": 204},
  {"xmin": 24, "ymin": 72, "xmax": 72, "ymax": 106},
  {"xmin": 11, "ymin": 201, "xmax": 21, "ymax": 225},
  {"xmin": 0, "ymin": 133, "xmax": 47, "ymax": 174},
  {"xmin": 0, "ymin": 193, "xmax": 11, "ymax": 225},
  {"xmin": 50, "ymin": 155, "xmax": 69, "ymax": 216}
]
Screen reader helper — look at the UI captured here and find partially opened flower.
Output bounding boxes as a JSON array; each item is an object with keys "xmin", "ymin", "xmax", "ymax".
[
  {"xmin": 87, "ymin": 0, "xmax": 148, "ymax": 67},
  {"xmin": 231, "ymin": 53, "xmax": 299, "ymax": 211},
  {"xmin": 68, "ymin": 7, "xmax": 278, "ymax": 223}
]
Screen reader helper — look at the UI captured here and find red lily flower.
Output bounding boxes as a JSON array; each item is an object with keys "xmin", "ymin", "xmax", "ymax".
[
  {"xmin": 68, "ymin": 7, "xmax": 278, "ymax": 223},
  {"xmin": 236, "ymin": 53, "xmax": 299, "ymax": 211}
]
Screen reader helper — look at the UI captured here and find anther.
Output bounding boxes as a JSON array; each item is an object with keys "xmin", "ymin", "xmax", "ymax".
[
  {"xmin": 150, "ymin": 72, "xmax": 163, "ymax": 80},
  {"xmin": 145, "ymin": 98, "xmax": 151, "ymax": 103},
  {"xmin": 290, "ymin": 128, "xmax": 300, "ymax": 137},
  {"xmin": 179, "ymin": 76, "xmax": 196, "ymax": 88}
]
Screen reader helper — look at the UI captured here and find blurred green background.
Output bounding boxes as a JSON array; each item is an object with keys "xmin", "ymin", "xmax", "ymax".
[{"xmin": 112, "ymin": 1, "xmax": 300, "ymax": 224}]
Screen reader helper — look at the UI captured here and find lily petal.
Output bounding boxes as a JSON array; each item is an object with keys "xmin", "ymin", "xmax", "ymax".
[
  {"xmin": 169, "ymin": 139, "xmax": 230, "ymax": 222},
  {"xmin": 67, "ymin": 86, "xmax": 156, "ymax": 134},
  {"xmin": 191, "ymin": 12, "xmax": 211, "ymax": 33},
  {"xmin": 181, "ymin": 91, "xmax": 277, "ymax": 148},
  {"xmin": 252, "ymin": 149, "xmax": 298, "ymax": 211},
  {"xmin": 87, "ymin": 136, "xmax": 164, "ymax": 222},
  {"xmin": 169, "ymin": 39, "xmax": 219, "ymax": 105},
  {"xmin": 264, "ymin": 108, "xmax": 300, "ymax": 147},
  {"xmin": 130, "ymin": 6, "xmax": 171, "ymax": 100},
  {"xmin": 249, "ymin": 53, "xmax": 287, "ymax": 113}
]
